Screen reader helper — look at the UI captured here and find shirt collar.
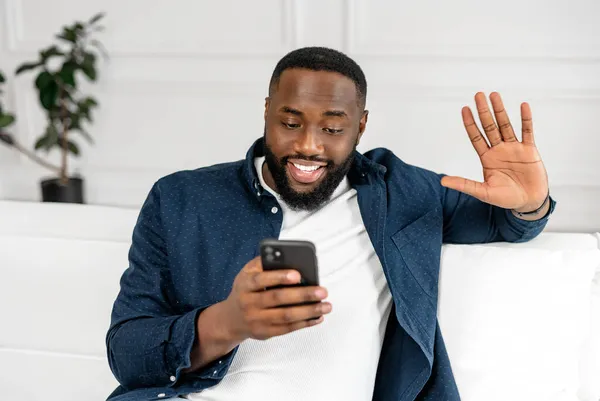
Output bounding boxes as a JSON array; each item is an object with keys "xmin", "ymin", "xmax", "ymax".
[{"xmin": 241, "ymin": 136, "xmax": 386, "ymax": 199}]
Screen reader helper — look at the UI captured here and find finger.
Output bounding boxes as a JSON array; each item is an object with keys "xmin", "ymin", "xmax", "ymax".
[
  {"xmin": 521, "ymin": 102, "xmax": 534, "ymax": 145},
  {"xmin": 258, "ymin": 286, "xmax": 328, "ymax": 308},
  {"xmin": 267, "ymin": 315, "xmax": 325, "ymax": 337},
  {"xmin": 490, "ymin": 92, "xmax": 517, "ymax": 142},
  {"xmin": 440, "ymin": 176, "xmax": 490, "ymax": 203},
  {"xmin": 462, "ymin": 106, "xmax": 489, "ymax": 157},
  {"xmin": 474, "ymin": 92, "xmax": 502, "ymax": 146},
  {"xmin": 245, "ymin": 269, "xmax": 302, "ymax": 292},
  {"xmin": 262, "ymin": 302, "xmax": 332, "ymax": 325}
]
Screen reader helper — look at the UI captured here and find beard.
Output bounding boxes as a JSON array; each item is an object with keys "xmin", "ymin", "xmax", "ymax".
[{"xmin": 263, "ymin": 132, "xmax": 356, "ymax": 212}]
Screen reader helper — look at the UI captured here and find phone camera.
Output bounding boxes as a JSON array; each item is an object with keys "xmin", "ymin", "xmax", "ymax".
[{"xmin": 263, "ymin": 245, "xmax": 281, "ymax": 262}]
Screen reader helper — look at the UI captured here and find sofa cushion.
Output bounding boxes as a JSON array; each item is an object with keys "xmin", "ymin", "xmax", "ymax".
[
  {"xmin": 0, "ymin": 201, "xmax": 139, "ymax": 400},
  {"xmin": 437, "ymin": 243, "xmax": 600, "ymax": 401}
]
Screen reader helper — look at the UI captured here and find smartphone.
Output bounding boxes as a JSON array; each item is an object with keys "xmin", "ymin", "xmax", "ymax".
[{"xmin": 259, "ymin": 238, "xmax": 319, "ymax": 288}]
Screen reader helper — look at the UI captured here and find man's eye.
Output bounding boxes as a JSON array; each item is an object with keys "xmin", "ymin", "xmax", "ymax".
[
  {"xmin": 324, "ymin": 128, "xmax": 343, "ymax": 134},
  {"xmin": 282, "ymin": 122, "xmax": 301, "ymax": 129}
]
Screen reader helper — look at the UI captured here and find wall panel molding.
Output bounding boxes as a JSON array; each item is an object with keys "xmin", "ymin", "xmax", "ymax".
[
  {"xmin": 6, "ymin": 0, "xmax": 297, "ymax": 57},
  {"xmin": 2, "ymin": 0, "xmax": 21, "ymax": 52},
  {"xmin": 346, "ymin": 0, "xmax": 600, "ymax": 61}
]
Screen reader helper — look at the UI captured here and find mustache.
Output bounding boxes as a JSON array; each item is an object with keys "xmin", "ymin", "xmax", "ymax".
[{"xmin": 281, "ymin": 155, "xmax": 332, "ymax": 166}]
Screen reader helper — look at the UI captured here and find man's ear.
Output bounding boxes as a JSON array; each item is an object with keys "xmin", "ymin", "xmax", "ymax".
[
  {"xmin": 264, "ymin": 97, "xmax": 270, "ymax": 122},
  {"xmin": 357, "ymin": 109, "xmax": 369, "ymax": 145}
]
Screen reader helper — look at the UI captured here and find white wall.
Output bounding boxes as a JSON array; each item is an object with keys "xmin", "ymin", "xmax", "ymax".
[{"xmin": 0, "ymin": 0, "xmax": 599, "ymax": 232}]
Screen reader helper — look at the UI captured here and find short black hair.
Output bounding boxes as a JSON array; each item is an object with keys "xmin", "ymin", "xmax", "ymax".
[{"xmin": 268, "ymin": 46, "xmax": 367, "ymax": 108}]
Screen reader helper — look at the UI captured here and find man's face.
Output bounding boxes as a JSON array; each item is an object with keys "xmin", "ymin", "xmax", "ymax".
[{"xmin": 262, "ymin": 68, "xmax": 368, "ymax": 211}]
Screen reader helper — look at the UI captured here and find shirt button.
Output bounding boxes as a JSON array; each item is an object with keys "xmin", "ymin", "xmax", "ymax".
[
  {"xmin": 213, "ymin": 369, "xmax": 218, "ymax": 375},
  {"xmin": 157, "ymin": 394, "xmax": 166, "ymax": 398},
  {"xmin": 271, "ymin": 207, "xmax": 278, "ymax": 214},
  {"xmin": 218, "ymin": 360, "xmax": 222, "ymax": 364},
  {"xmin": 169, "ymin": 375, "xmax": 176, "ymax": 382}
]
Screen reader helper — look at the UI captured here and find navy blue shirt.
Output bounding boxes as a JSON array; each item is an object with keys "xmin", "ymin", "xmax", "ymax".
[{"xmin": 106, "ymin": 137, "xmax": 555, "ymax": 401}]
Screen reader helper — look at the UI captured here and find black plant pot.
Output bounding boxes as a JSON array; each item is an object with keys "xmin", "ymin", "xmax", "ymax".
[{"xmin": 40, "ymin": 176, "xmax": 85, "ymax": 204}]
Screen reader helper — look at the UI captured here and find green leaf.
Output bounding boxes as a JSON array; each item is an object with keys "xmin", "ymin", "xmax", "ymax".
[
  {"xmin": 0, "ymin": 132, "xmax": 15, "ymax": 146},
  {"xmin": 40, "ymin": 124, "xmax": 60, "ymax": 151},
  {"xmin": 67, "ymin": 140, "xmax": 80, "ymax": 156},
  {"xmin": 81, "ymin": 62, "xmax": 97, "ymax": 81},
  {"xmin": 16, "ymin": 62, "xmax": 42, "ymax": 75},
  {"xmin": 58, "ymin": 61, "xmax": 78, "ymax": 87},
  {"xmin": 89, "ymin": 12, "xmax": 105, "ymax": 25},
  {"xmin": 39, "ymin": 80, "xmax": 59, "ymax": 110},
  {"xmin": 56, "ymin": 27, "xmax": 77, "ymax": 43},
  {"xmin": 69, "ymin": 113, "xmax": 81, "ymax": 129},
  {"xmin": 78, "ymin": 108, "xmax": 93, "ymax": 124},
  {"xmin": 81, "ymin": 53, "xmax": 98, "ymax": 80},
  {"xmin": 34, "ymin": 125, "xmax": 59, "ymax": 151},
  {"xmin": 78, "ymin": 97, "xmax": 98, "ymax": 113},
  {"xmin": 68, "ymin": 109, "xmax": 94, "ymax": 143},
  {"xmin": 34, "ymin": 135, "xmax": 48, "ymax": 150},
  {"xmin": 40, "ymin": 46, "xmax": 63, "ymax": 63},
  {"xmin": 75, "ymin": 98, "xmax": 97, "ymax": 124},
  {"xmin": 35, "ymin": 71, "xmax": 54, "ymax": 90},
  {"xmin": 83, "ymin": 97, "xmax": 98, "ymax": 107},
  {"xmin": 0, "ymin": 114, "xmax": 15, "ymax": 128}
]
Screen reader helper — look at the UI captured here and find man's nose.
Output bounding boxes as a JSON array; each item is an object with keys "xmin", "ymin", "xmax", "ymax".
[{"xmin": 294, "ymin": 129, "xmax": 324, "ymax": 157}]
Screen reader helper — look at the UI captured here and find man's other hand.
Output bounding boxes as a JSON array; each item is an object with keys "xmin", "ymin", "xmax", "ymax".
[{"xmin": 441, "ymin": 92, "xmax": 549, "ymax": 214}]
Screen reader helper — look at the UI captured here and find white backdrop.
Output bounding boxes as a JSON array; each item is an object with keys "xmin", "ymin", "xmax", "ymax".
[{"xmin": 0, "ymin": 0, "xmax": 599, "ymax": 232}]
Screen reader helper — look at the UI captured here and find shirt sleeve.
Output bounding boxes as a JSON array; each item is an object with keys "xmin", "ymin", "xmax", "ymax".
[
  {"xmin": 439, "ymin": 174, "xmax": 557, "ymax": 244},
  {"xmin": 105, "ymin": 181, "xmax": 235, "ymax": 390}
]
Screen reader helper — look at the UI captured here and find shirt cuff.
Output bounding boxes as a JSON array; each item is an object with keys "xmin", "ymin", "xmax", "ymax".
[
  {"xmin": 164, "ymin": 306, "xmax": 237, "ymax": 386},
  {"xmin": 502, "ymin": 196, "xmax": 557, "ymax": 237}
]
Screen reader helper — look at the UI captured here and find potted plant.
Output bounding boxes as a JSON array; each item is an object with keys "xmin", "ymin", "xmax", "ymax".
[{"xmin": 0, "ymin": 12, "xmax": 107, "ymax": 203}]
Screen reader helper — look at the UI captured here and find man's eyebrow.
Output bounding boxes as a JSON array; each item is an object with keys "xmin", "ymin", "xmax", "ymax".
[
  {"xmin": 280, "ymin": 106, "xmax": 303, "ymax": 116},
  {"xmin": 278, "ymin": 107, "xmax": 348, "ymax": 118},
  {"xmin": 323, "ymin": 110, "xmax": 348, "ymax": 118}
]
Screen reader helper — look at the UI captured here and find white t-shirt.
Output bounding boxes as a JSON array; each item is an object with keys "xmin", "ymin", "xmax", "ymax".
[{"xmin": 185, "ymin": 157, "xmax": 393, "ymax": 401}]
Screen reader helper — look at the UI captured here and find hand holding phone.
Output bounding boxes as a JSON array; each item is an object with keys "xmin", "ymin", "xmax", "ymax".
[{"xmin": 220, "ymin": 245, "xmax": 330, "ymax": 342}]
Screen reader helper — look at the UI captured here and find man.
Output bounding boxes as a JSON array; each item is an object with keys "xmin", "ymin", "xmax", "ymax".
[{"xmin": 106, "ymin": 47, "xmax": 555, "ymax": 401}]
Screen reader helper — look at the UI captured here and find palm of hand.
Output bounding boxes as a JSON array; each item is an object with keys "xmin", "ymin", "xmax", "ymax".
[{"xmin": 441, "ymin": 92, "xmax": 549, "ymax": 211}]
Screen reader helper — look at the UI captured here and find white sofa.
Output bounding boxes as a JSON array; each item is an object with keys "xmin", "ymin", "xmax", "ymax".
[{"xmin": 0, "ymin": 200, "xmax": 598, "ymax": 401}]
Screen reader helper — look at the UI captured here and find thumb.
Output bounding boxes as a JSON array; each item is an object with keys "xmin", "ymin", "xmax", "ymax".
[
  {"xmin": 243, "ymin": 255, "xmax": 263, "ymax": 273},
  {"xmin": 441, "ymin": 176, "xmax": 488, "ymax": 202}
]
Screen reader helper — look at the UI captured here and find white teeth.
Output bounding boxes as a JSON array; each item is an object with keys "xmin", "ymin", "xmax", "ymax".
[{"xmin": 293, "ymin": 163, "xmax": 320, "ymax": 172}]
